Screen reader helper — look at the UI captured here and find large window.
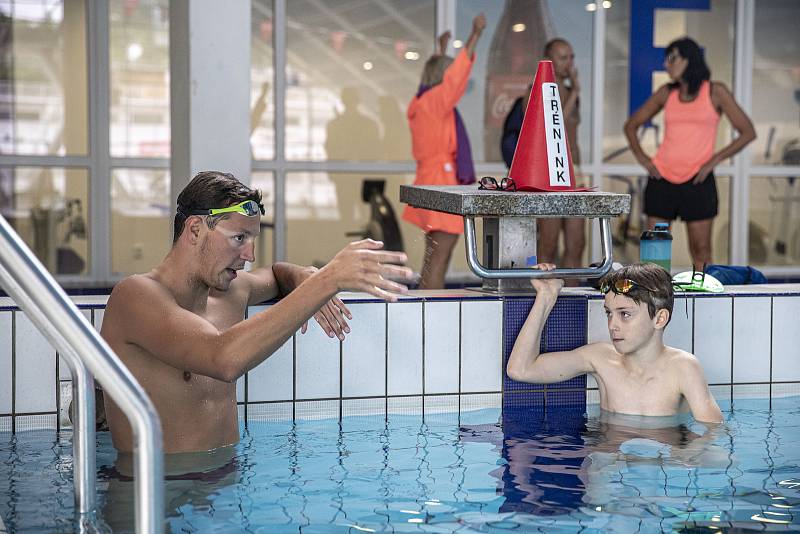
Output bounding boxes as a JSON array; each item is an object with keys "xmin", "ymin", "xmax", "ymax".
[
  {"xmin": 250, "ymin": 0, "xmax": 275, "ymax": 161},
  {"xmin": 603, "ymin": 0, "xmax": 735, "ymax": 166},
  {"xmin": 0, "ymin": 1, "xmax": 798, "ymax": 284},
  {"xmin": 109, "ymin": 0, "xmax": 170, "ymax": 158},
  {"xmin": 602, "ymin": 0, "xmax": 738, "ymax": 269},
  {"xmin": 457, "ymin": 0, "xmax": 593, "ymax": 166},
  {"xmin": 110, "ymin": 168, "xmax": 169, "ymax": 276},
  {"xmin": 284, "ymin": 0, "xmax": 432, "ymax": 162},
  {"xmin": 1, "ymin": 166, "xmax": 89, "ymax": 275},
  {"xmin": 0, "ymin": 1, "xmax": 88, "ymax": 156},
  {"xmin": 751, "ymin": 0, "xmax": 799, "ymax": 166}
]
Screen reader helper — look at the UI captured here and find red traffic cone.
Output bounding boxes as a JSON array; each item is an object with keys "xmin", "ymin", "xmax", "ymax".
[{"xmin": 508, "ymin": 60, "xmax": 590, "ymax": 192}]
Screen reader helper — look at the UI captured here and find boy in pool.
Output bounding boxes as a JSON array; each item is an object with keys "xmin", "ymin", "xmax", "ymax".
[
  {"xmin": 506, "ymin": 262, "xmax": 723, "ymax": 423},
  {"xmin": 102, "ymin": 171, "xmax": 413, "ymax": 453}
]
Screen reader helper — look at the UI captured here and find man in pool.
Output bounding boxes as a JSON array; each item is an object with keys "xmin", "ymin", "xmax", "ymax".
[
  {"xmin": 506, "ymin": 262, "xmax": 723, "ymax": 423},
  {"xmin": 101, "ymin": 171, "xmax": 414, "ymax": 453}
]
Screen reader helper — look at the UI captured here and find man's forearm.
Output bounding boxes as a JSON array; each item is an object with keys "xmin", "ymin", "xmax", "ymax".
[
  {"xmin": 272, "ymin": 262, "xmax": 316, "ymax": 295},
  {"xmin": 214, "ymin": 269, "xmax": 339, "ymax": 381}
]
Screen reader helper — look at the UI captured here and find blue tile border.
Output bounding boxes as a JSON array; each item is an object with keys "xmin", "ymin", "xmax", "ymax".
[{"xmin": 502, "ymin": 296, "xmax": 588, "ymax": 405}]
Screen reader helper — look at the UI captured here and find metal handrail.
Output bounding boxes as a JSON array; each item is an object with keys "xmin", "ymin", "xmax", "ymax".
[
  {"xmin": 463, "ymin": 216, "xmax": 614, "ymax": 279},
  {"xmin": 0, "ymin": 215, "xmax": 164, "ymax": 533}
]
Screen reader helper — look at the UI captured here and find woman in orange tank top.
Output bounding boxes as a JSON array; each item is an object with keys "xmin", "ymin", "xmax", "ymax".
[{"xmin": 624, "ymin": 37, "xmax": 755, "ymax": 271}]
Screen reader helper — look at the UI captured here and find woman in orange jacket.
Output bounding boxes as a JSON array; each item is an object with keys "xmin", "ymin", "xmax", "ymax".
[{"xmin": 402, "ymin": 13, "xmax": 486, "ymax": 289}]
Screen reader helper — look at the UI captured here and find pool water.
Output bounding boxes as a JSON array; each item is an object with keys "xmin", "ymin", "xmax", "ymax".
[{"xmin": 1, "ymin": 397, "xmax": 799, "ymax": 533}]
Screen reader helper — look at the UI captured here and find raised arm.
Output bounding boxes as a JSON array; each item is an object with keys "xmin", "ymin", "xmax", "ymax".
[
  {"xmin": 678, "ymin": 356, "xmax": 723, "ymax": 423},
  {"xmin": 108, "ymin": 240, "xmax": 412, "ymax": 383},
  {"xmin": 421, "ymin": 14, "xmax": 485, "ymax": 114},
  {"xmin": 506, "ymin": 265, "xmax": 594, "ymax": 384},
  {"xmin": 463, "ymin": 13, "xmax": 486, "ymax": 57},
  {"xmin": 623, "ymin": 84, "xmax": 670, "ymax": 179}
]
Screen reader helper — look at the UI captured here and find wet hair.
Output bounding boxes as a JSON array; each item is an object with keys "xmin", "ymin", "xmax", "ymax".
[
  {"xmin": 173, "ymin": 171, "xmax": 263, "ymax": 244},
  {"xmin": 420, "ymin": 54, "xmax": 453, "ymax": 88},
  {"xmin": 543, "ymin": 38, "xmax": 570, "ymax": 59},
  {"xmin": 665, "ymin": 37, "xmax": 710, "ymax": 97},
  {"xmin": 599, "ymin": 263, "xmax": 674, "ymax": 325}
]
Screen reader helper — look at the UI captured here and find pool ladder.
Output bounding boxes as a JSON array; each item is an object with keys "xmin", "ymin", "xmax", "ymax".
[{"xmin": 0, "ymin": 215, "xmax": 164, "ymax": 533}]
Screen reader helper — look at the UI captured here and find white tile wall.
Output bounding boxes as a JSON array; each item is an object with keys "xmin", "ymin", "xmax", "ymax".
[
  {"xmin": 342, "ymin": 303, "xmax": 386, "ymax": 398},
  {"xmin": 295, "ymin": 321, "xmax": 340, "ymax": 400},
  {"xmin": 245, "ymin": 305, "xmax": 295, "ymax": 403},
  {"xmin": 733, "ymin": 297, "xmax": 771, "ymax": 383},
  {"xmin": 460, "ymin": 300, "xmax": 502, "ymax": 392},
  {"xmin": 58, "ymin": 309, "xmax": 92, "ymax": 382},
  {"xmin": 423, "ymin": 301, "xmax": 460, "ymax": 394},
  {"xmin": 14, "ymin": 414, "xmax": 57, "ymax": 431},
  {"xmin": 342, "ymin": 398, "xmax": 386, "ymax": 417},
  {"xmin": 664, "ymin": 296, "xmax": 693, "ymax": 354},
  {"xmin": 14, "ymin": 312, "xmax": 56, "ymax": 413},
  {"xmin": 387, "ymin": 302, "xmax": 423, "ymax": 396},
  {"xmin": 587, "ymin": 299, "xmax": 609, "ymax": 345},
  {"xmin": 693, "ymin": 298, "xmax": 733, "ymax": 384},
  {"xmin": 2, "ymin": 289, "xmax": 798, "ymax": 423},
  {"xmin": 236, "ymin": 376, "xmax": 245, "ymax": 403},
  {"xmin": 247, "ymin": 402, "xmax": 293, "ymax": 422},
  {"xmin": 248, "ymin": 337, "xmax": 294, "ymax": 402},
  {"xmin": 0, "ymin": 312, "xmax": 11, "ymax": 414},
  {"xmin": 295, "ymin": 399, "xmax": 339, "ymax": 420},
  {"xmin": 387, "ymin": 396, "xmax": 423, "ymax": 416},
  {"xmin": 772, "ymin": 297, "xmax": 800, "ymax": 382},
  {"xmin": 585, "ymin": 299, "xmax": 608, "ymax": 389}
]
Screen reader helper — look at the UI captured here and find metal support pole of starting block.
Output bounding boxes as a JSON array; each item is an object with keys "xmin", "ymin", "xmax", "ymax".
[{"xmin": 464, "ymin": 216, "xmax": 614, "ymax": 291}]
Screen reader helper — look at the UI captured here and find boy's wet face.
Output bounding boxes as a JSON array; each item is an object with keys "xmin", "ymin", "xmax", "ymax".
[
  {"xmin": 603, "ymin": 292, "xmax": 658, "ymax": 354},
  {"xmin": 201, "ymin": 214, "xmax": 260, "ymax": 291}
]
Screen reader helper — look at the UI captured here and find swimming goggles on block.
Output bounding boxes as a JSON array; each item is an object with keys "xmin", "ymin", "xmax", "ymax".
[
  {"xmin": 672, "ymin": 269, "xmax": 724, "ymax": 293},
  {"xmin": 180, "ymin": 199, "xmax": 265, "ymax": 218},
  {"xmin": 478, "ymin": 176, "xmax": 517, "ymax": 192},
  {"xmin": 600, "ymin": 278, "xmax": 657, "ymax": 295}
]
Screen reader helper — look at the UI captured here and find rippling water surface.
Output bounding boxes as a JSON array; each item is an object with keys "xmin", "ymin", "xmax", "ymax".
[{"xmin": 1, "ymin": 397, "xmax": 799, "ymax": 532}]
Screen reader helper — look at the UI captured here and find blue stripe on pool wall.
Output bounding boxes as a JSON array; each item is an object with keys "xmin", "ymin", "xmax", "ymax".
[{"xmin": 503, "ymin": 296, "xmax": 588, "ymax": 411}]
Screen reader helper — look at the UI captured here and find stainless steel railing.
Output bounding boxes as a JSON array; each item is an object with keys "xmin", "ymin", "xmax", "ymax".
[
  {"xmin": 463, "ymin": 215, "xmax": 615, "ymax": 279},
  {"xmin": 0, "ymin": 214, "xmax": 164, "ymax": 533}
]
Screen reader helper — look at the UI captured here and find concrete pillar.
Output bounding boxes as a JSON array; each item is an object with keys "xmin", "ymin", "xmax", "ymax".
[{"xmin": 169, "ymin": 0, "xmax": 251, "ymax": 212}]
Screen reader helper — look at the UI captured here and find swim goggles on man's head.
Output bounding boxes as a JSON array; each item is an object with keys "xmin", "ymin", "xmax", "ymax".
[
  {"xmin": 180, "ymin": 199, "xmax": 265, "ymax": 218},
  {"xmin": 600, "ymin": 278, "xmax": 656, "ymax": 295}
]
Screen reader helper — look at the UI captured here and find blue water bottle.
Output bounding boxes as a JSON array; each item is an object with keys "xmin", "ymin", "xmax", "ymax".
[{"xmin": 640, "ymin": 222, "xmax": 673, "ymax": 272}]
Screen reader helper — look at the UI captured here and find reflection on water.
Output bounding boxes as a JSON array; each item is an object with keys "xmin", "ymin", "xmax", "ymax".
[{"xmin": 1, "ymin": 399, "xmax": 799, "ymax": 532}]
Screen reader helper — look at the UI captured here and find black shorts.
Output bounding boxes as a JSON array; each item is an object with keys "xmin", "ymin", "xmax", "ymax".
[{"xmin": 644, "ymin": 172, "xmax": 718, "ymax": 222}]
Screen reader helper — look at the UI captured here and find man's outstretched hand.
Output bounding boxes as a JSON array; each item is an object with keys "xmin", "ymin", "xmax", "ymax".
[{"xmin": 323, "ymin": 239, "xmax": 414, "ymax": 303}]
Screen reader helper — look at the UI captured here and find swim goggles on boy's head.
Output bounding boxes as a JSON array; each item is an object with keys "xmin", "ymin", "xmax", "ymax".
[
  {"xmin": 600, "ymin": 278, "xmax": 657, "ymax": 295},
  {"xmin": 179, "ymin": 199, "xmax": 265, "ymax": 218}
]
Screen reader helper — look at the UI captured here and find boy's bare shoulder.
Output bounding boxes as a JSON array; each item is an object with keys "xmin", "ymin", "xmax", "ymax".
[
  {"xmin": 663, "ymin": 346, "xmax": 704, "ymax": 373},
  {"xmin": 582, "ymin": 342, "xmax": 620, "ymax": 363}
]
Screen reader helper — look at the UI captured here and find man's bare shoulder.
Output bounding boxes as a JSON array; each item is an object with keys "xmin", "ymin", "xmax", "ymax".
[{"xmin": 105, "ymin": 274, "xmax": 178, "ymax": 326}]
